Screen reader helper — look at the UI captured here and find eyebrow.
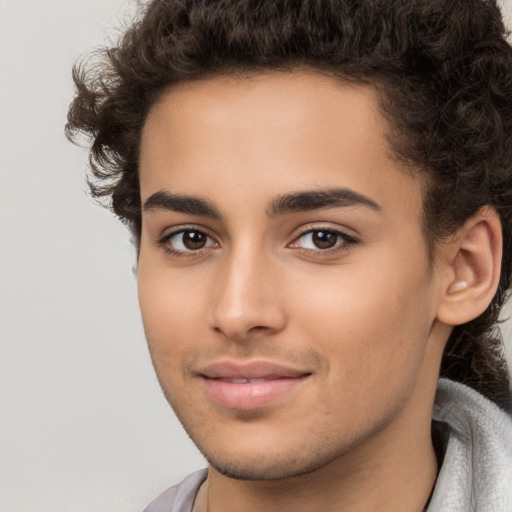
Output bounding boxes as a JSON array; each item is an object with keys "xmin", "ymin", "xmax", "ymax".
[
  {"xmin": 267, "ymin": 188, "xmax": 381, "ymax": 217},
  {"xmin": 143, "ymin": 187, "xmax": 381, "ymax": 219},
  {"xmin": 143, "ymin": 190, "xmax": 221, "ymax": 218}
]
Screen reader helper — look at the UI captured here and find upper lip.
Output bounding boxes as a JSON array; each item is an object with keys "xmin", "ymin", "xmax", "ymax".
[{"xmin": 198, "ymin": 360, "xmax": 311, "ymax": 380}]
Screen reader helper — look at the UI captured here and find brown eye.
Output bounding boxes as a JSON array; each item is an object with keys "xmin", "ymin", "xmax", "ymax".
[
  {"xmin": 182, "ymin": 231, "xmax": 207, "ymax": 250},
  {"xmin": 291, "ymin": 228, "xmax": 356, "ymax": 253},
  {"xmin": 311, "ymin": 230, "xmax": 338, "ymax": 249},
  {"xmin": 163, "ymin": 229, "xmax": 217, "ymax": 253}
]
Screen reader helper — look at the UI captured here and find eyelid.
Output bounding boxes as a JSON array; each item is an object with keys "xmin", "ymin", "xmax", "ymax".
[
  {"xmin": 289, "ymin": 223, "xmax": 358, "ymax": 243},
  {"xmin": 159, "ymin": 221, "xmax": 214, "ymax": 236}
]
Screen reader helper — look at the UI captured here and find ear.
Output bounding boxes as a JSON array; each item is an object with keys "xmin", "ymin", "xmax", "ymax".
[{"xmin": 436, "ymin": 207, "xmax": 502, "ymax": 326}]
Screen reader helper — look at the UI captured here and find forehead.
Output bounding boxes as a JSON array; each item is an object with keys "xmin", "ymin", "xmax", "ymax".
[{"xmin": 139, "ymin": 70, "xmax": 423, "ymax": 221}]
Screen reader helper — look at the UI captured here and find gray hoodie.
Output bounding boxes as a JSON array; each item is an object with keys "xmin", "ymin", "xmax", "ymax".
[{"xmin": 428, "ymin": 379, "xmax": 512, "ymax": 511}]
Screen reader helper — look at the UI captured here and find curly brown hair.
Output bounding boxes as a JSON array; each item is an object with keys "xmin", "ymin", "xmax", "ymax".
[{"xmin": 66, "ymin": 0, "xmax": 512, "ymax": 411}]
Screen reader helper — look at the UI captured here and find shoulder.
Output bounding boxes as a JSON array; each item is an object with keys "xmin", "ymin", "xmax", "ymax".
[
  {"xmin": 429, "ymin": 378, "xmax": 512, "ymax": 511},
  {"xmin": 143, "ymin": 469, "xmax": 208, "ymax": 512}
]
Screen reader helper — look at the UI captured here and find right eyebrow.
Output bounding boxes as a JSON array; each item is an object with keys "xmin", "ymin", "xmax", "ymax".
[{"xmin": 143, "ymin": 190, "xmax": 221, "ymax": 219}]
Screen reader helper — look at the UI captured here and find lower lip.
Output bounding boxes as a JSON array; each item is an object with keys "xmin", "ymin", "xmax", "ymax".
[{"xmin": 201, "ymin": 376, "xmax": 309, "ymax": 409}]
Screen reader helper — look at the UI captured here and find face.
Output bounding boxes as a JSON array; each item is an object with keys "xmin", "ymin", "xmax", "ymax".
[{"xmin": 138, "ymin": 71, "xmax": 446, "ymax": 480}]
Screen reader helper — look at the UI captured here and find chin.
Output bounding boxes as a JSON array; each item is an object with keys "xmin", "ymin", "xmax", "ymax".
[{"xmin": 200, "ymin": 444, "xmax": 341, "ymax": 481}]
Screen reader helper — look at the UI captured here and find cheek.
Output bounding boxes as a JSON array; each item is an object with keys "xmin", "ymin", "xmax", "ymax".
[
  {"xmin": 290, "ymin": 251, "xmax": 434, "ymax": 382},
  {"xmin": 287, "ymin": 274, "xmax": 433, "ymax": 435},
  {"xmin": 137, "ymin": 258, "xmax": 204, "ymax": 365}
]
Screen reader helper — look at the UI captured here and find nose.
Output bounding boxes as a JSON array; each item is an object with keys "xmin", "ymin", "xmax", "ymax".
[{"xmin": 210, "ymin": 248, "xmax": 287, "ymax": 341}]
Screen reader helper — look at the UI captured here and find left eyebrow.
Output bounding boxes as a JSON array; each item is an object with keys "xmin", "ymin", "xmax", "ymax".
[{"xmin": 267, "ymin": 188, "xmax": 381, "ymax": 217}]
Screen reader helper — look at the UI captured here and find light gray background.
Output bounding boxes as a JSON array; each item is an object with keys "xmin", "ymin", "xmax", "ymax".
[{"xmin": 1, "ymin": 1, "xmax": 511, "ymax": 511}]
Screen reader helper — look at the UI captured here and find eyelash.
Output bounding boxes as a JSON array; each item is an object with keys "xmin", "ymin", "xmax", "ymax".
[{"xmin": 157, "ymin": 226, "xmax": 358, "ymax": 258}]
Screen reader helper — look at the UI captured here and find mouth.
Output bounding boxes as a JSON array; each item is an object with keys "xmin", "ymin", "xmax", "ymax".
[{"xmin": 198, "ymin": 360, "xmax": 312, "ymax": 410}]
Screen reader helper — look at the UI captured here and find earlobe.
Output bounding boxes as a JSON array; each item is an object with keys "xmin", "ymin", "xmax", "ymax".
[{"xmin": 436, "ymin": 207, "xmax": 502, "ymax": 326}]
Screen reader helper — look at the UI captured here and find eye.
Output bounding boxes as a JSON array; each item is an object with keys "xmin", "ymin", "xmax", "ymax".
[
  {"xmin": 160, "ymin": 229, "xmax": 217, "ymax": 255},
  {"xmin": 298, "ymin": 230, "xmax": 339, "ymax": 249},
  {"xmin": 290, "ymin": 228, "xmax": 356, "ymax": 252}
]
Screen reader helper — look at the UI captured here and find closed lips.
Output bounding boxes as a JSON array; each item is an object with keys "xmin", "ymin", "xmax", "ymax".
[{"xmin": 198, "ymin": 361, "xmax": 312, "ymax": 409}]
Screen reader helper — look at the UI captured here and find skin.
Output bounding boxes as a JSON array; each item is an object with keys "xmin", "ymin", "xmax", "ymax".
[{"xmin": 137, "ymin": 70, "xmax": 456, "ymax": 512}]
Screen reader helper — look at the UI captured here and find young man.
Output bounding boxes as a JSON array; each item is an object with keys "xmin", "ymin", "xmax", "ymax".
[{"xmin": 67, "ymin": 0, "xmax": 512, "ymax": 510}]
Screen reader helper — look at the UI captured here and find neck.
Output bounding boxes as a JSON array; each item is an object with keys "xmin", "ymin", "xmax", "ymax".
[{"xmin": 198, "ymin": 407, "xmax": 438, "ymax": 512}]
